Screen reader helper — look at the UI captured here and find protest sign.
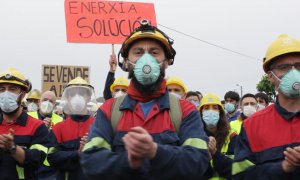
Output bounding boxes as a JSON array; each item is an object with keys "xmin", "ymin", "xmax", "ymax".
[
  {"xmin": 42, "ymin": 65, "xmax": 90, "ymax": 98},
  {"xmin": 65, "ymin": 0, "xmax": 156, "ymax": 44}
]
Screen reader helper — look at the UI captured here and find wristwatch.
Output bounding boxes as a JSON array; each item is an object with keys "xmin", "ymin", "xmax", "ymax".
[{"xmin": 9, "ymin": 143, "xmax": 17, "ymax": 155}]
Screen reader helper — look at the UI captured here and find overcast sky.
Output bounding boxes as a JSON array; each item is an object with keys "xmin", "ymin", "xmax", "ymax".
[{"xmin": 1, "ymin": 0, "xmax": 300, "ymax": 99}]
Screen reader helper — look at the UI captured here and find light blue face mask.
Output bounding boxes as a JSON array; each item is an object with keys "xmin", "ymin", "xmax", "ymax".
[
  {"xmin": 202, "ymin": 110, "xmax": 220, "ymax": 127},
  {"xmin": 129, "ymin": 53, "xmax": 161, "ymax": 85},
  {"xmin": 224, "ymin": 103, "xmax": 235, "ymax": 113},
  {"xmin": 190, "ymin": 100, "xmax": 200, "ymax": 108},
  {"xmin": 0, "ymin": 91, "xmax": 20, "ymax": 113},
  {"xmin": 272, "ymin": 69, "xmax": 300, "ymax": 98}
]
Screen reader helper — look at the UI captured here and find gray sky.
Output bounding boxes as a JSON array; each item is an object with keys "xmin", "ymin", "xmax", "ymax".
[{"xmin": 1, "ymin": 0, "xmax": 300, "ymax": 99}]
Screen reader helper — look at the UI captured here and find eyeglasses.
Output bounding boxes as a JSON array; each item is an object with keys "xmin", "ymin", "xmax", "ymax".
[
  {"xmin": 271, "ymin": 62, "xmax": 300, "ymax": 72},
  {"xmin": 114, "ymin": 89, "xmax": 127, "ymax": 93},
  {"xmin": 168, "ymin": 88, "xmax": 181, "ymax": 93}
]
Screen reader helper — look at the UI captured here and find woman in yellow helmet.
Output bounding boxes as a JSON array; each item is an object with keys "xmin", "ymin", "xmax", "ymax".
[{"xmin": 199, "ymin": 93, "xmax": 237, "ymax": 180}]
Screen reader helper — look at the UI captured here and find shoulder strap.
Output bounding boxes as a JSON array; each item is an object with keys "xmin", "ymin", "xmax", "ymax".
[
  {"xmin": 111, "ymin": 95, "xmax": 126, "ymax": 133},
  {"xmin": 169, "ymin": 94, "xmax": 182, "ymax": 133}
]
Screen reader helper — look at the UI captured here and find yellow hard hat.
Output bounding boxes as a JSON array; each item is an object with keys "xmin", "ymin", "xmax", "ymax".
[
  {"xmin": 27, "ymin": 89, "xmax": 41, "ymax": 100},
  {"xmin": 166, "ymin": 76, "xmax": 187, "ymax": 93},
  {"xmin": 118, "ymin": 19, "xmax": 176, "ymax": 70},
  {"xmin": 66, "ymin": 77, "xmax": 94, "ymax": 89},
  {"xmin": 263, "ymin": 34, "xmax": 300, "ymax": 73},
  {"xmin": 110, "ymin": 77, "xmax": 129, "ymax": 92},
  {"xmin": 0, "ymin": 68, "xmax": 32, "ymax": 92},
  {"xmin": 199, "ymin": 93, "xmax": 223, "ymax": 110}
]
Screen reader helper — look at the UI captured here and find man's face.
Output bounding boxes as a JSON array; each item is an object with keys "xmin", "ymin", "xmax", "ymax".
[
  {"xmin": 0, "ymin": 83, "xmax": 23, "ymax": 96},
  {"xmin": 65, "ymin": 87, "xmax": 91, "ymax": 113},
  {"xmin": 126, "ymin": 39, "xmax": 168, "ymax": 70},
  {"xmin": 41, "ymin": 93, "xmax": 56, "ymax": 106},
  {"xmin": 256, "ymin": 97, "xmax": 267, "ymax": 107},
  {"xmin": 241, "ymin": 97, "xmax": 257, "ymax": 108},
  {"xmin": 0, "ymin": 83, "xmax": 25, "ymax": 112},
  {"xmin": 125, "ymin": 39, "xmax": 168, "ymax": 96},
  {"xmin": 186, "ymin": 95, "xmax": 200, "ymax": 104},
  {"xmin": 27, "ymin": 98, "xmax": 40, "ymax": 105},
  {"xmin": 67, "ymin": 88, "xmax": 90, "ymax": 102},
  {"xmin": 167, "ymin": 84, "xmax": 185, "ymax": 98},
  {"xmin": 185, "ymin": 95, "xmax": 200, "ymax": 107},
  {"xmin": 268, "ymin": 54, "xmax": 300, "ymax": 88},
  {"xmin": 225, "ymin": 98, "xmax": 237, "ymax": 105},
  {"xmin": 112, "ymin": 85, "xmax": 128, "ymax": 97}
]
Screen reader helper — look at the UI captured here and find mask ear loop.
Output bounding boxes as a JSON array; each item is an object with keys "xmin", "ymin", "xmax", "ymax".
[
  {"xmin": 270, "ymin": 71, "xmax": 281, "ymax": 92},
  {"xmin": 15, "ymin": 91, "xmax": 25, "ymax": 107},
  {"xmin": 271, "ymin": 71, "xmax": 281, "ymax": 82},
  {"xmin": 127, "ymin": 60, "xmax": 136, "ymax": 67}
]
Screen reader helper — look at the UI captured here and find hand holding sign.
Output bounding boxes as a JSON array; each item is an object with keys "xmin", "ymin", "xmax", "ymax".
[
  {"xmin": 111, "ymin": 44, "xmax": 116, "ymax": 72},
  {"xmin": 109, "ymin": 54, "xmax": 117, "ymax": 73}
]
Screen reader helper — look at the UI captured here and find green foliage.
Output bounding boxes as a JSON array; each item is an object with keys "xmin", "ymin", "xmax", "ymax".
[{"xmin": 256, "ymin": 74, "xmax": 276, "ymax": 102}]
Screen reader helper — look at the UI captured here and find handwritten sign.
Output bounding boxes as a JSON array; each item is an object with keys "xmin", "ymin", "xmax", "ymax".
[
  {"xmin": 42, "ymin": 65, "xmax": 90, "ymax": 98},
  {"xmin": 65, "ymin": 0, "xmax": 157, "ymax": 44}
]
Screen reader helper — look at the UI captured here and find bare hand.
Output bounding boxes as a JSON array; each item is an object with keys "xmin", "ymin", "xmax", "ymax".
[
  {"xmin": 109, "ymin": 54, "xmax": 117, "ymax": 72},
  {"xmin": 78, "ymin": 133, "xmax": 89, "ymax": 153},
  {"xmin": 127, "ymin": 152, "xmax": 143, "ymax": 169},
  {"xmin": 208, "ymin": 136, "xmax": 217, "ymax": 158},
  {"xmin": 43, "ymin": 117, "xmax": 52, "ymax": 128},
  {"xmin": 0, "ymin": 128, "xmax": 15, "ymax": 150},
  {"xmin": 123, "ymin": 127, "xmax": 157, "ymax": 168},
  {"xmin": 123, "ymin": 126, "xmax": 157, "ymax": 159},
  {"xmin": 282, "ymin": 146, "xmax": 300, "ymax": 173}
]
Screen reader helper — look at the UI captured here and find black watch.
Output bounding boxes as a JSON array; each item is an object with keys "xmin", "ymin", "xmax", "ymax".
[{"xmin": 9, "ymin": 143, "xmax": 17, "ymax": 155}]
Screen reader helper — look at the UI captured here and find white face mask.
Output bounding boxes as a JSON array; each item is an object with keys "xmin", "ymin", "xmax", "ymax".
[
  {"xmin": 27, "ymin": 102, "xmax": 38, "ymax": 112},
  {"xmin": 70, "ymin": 94, "xmax": 86, "ymax": 113},
  {"xmin": 243, "ymin": 105, "xmax": 257, "ymax": 117},
  {"xmin": 113, "ymin": 91, "xmax": 126, "ymax": 98},
  {"xmin": 0, "ymin": 91, "xmax": 20, "ymax": 113},
  {"xmin": 170, "ymin": 92, "xmax": 181, "ymax": 99},
  {"xmin": 40, "ymin": 100, "xmax": 54, "ymax": 115},
  {"xmin": 257, "ymin": 104, "xmax": 265, "ymax": 111}
]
